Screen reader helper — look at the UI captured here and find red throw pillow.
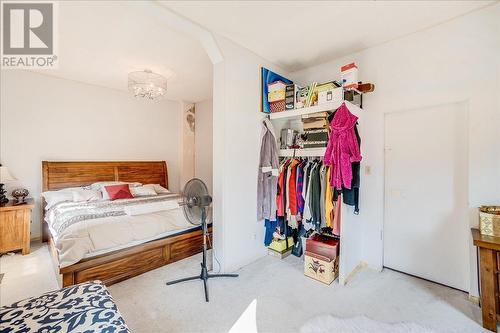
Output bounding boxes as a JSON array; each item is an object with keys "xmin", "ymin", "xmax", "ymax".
[{"xmin": 104, "ymin": 184, "xmax": 133, "ymax": 200}]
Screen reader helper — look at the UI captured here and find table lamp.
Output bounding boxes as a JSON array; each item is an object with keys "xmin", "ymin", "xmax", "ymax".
[{"xmin": 0, "ymin": 164, "xmax": 16, "ymax": 205}]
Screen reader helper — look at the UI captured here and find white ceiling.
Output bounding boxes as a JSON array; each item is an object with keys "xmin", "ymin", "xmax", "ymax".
[
  {"xmin": 163, "ymin": 0, "xmax": 495, "ymax": 72},
  {"xmin": 36, "ymin": 1, "xmax": 213, "ymax": 102}
]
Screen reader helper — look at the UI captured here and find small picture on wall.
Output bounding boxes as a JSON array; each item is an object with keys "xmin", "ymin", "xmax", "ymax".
[{"xmin": 261, "ymin": 67, "xmax": 293, "ymax": 114}]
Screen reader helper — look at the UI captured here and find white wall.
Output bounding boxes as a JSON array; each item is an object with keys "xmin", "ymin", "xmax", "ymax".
[
  {"xmin": 179, "ymin": 103, "xmax": 195, "ymax": 189},
  {"xmin": 0, "ymin": 70, "xmax": 183, "ymax": 238},
  {"xmin": 212, "ymin": 36, "xmax": 290, "ymax": 272},
  {"xmin": 290, "ymin": 4, "xmax": 500, "ymax": 295},
  {"xmin": 194, "ymin": 99, "xmax": 213, "ymax": 194}
]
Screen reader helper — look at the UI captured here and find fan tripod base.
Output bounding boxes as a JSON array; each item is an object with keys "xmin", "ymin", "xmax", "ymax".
[{"xmin": 166, "ymin": 263, "xmax": 238, "ymax": 302}]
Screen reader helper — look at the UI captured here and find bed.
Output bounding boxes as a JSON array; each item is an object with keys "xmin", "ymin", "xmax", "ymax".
[
  {"xmin": 0, "ymin": 280, "xmax": 130, "ymax": 333},
  {"xmin": 41, "ymin": 161, "xmax": 211, "ymax": 287}
]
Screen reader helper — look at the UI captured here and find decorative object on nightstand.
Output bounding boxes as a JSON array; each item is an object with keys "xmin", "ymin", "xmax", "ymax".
[
  {"xmin": 0, "ymin": 165, "xmax": 16, "ymax": 205},
  {"xmin": 12, "ymin": 188, "xmax": 29, "ymax": 204},
  {"xmin": 0, "ymin": 199, "xmax": 34, "ymax": 255}
]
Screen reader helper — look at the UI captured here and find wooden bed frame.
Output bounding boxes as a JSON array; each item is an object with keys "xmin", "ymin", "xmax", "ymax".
[{"xmin": 42, "ymin": 161, "xmax": 210, "ymax": 287}]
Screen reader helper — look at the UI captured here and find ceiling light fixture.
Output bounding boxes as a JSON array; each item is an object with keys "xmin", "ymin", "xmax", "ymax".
[{"xmin": 128, "ymin": 69, "xmax": 167, "ymax": 100}]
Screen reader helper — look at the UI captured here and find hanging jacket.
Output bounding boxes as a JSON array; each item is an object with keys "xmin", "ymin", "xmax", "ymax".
[
  {"xmin": 277, "ymin": 159, "xmax": 293, "ymax": 217},
  {"xmin": 324, "ymin": 103, "xmax": 362, "ymax": 190},
  {"xmin": 333, "ymin": 123, "xmax": 361, "ymax": 214},
  {"xmin": 287, "ymin": 159, "xmax": 300, "ymax": 229},
  {"xmin": 257, "ymin": 118, "xmax": 279, "ymax": 221},
  {"xmin": 296, "ymin": 161, "xmax": 305, "ymax": 214},
  {"xmin": 288, "ymin": 159, "xmax": 300, "ymax": 216}
]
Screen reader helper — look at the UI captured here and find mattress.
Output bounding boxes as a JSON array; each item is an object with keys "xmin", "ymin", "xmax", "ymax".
[
  {"xmin": 45, "ymin": 194, "xmax": 194, "ymax": 268},
  {"xmin": 82, "ymin": 224, "xmax": 200, "ymax": 259}
]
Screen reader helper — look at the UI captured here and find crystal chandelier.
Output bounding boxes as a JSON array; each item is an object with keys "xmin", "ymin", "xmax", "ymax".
[{"xmin": 128, "ymin": 69, "xmax": 167, "ymax": 100}]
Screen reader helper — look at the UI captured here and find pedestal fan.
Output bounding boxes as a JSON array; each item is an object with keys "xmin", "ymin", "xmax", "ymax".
[{"xmin": 166, "ymin": 178, "xmax": 238, "ymax": 302}]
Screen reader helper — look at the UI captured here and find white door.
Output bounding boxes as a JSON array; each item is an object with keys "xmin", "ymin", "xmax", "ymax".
[{"xmin": 383, "ymin": 102, "xmax": 469, "ymax": 291}]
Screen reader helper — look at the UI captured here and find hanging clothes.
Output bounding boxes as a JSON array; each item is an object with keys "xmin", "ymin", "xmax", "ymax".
[
  {"xmin": 272, "ymin": 157, "xmax": 336, "ymax": 238},
  {"xmin": 309, "ymin": 161, "xmax": 322, "ymax": 230},
  {"xmin": 277, "ymin": 159, "xmax": 291, "ymax": 217},
  {"xmin": 332, "ymin": 193, "xmax": 342, "ymax": 236},
  {"xmin": 264, "ymin": 219, "xmax": 278, "ymax": 246},
  {"xmin": 324, "ymin": 102, "xmax": 362, "ymax": 190},
  {"xmin": 257, "ymin": 118, "xmax": 279, "ymax": 221},
  {"xmin": 319, "ymin": 165, "xmax": 327, "ymax": 228},
  {"xmin": 296, "ymin": 161, "xmax": 305, "ymax": 215},
  {"xmin": 302, "ymin": 161, "xmax": 315, "ymax": 231},
  {"xmin": 325, "ymin": 167, "xmax": 334, "ymax": 228},
  {"xmin": 287, "ymin": 160, "xmax": 300, "ymax": 216}
]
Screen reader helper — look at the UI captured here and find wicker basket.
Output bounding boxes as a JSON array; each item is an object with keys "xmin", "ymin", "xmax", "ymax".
[{"xmin": 479, "ymin": 206, "xmax": 500, "ymax": 236}]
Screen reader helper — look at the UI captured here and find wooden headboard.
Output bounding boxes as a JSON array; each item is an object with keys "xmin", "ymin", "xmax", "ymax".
[{"xmin": 42, "ymin": 161, "xmax": 168, "ymax": 191}]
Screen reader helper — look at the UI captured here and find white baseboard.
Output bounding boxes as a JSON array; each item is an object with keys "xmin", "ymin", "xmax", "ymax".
[
  {"xmin": 468, "ymin": 294, "xmax": 480, "ymax": 305},
  {"xmin": 341, "ymin": 261, "xmax": 368, "ymax": 285}
]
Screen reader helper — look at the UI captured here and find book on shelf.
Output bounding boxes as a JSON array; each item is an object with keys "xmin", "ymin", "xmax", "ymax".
[
  {"xmin": 302, "ymin": 111, "xmax": 329, "ymax": 119},
  {"xmin": 285, "ymin": 84, "xmax": 297, "ymax": 110},
  {"xmin": 303, "ymin": 129, "xmax": 329, "ymax": 142},
  {"xmin": 305, "ymin": 82, "xmax": 317, "ymax": 107},
  {"xmin": 303, "ymin": 141, "xmax": 328, "ymax": 148}
]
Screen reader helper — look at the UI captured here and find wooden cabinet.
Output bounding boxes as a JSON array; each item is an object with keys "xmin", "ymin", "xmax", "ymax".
[
  {"xmin": 472, "ymin": 228, "xmax": 500, "ymax": 332},
  {"xmin": 0, "ymin": 199, "xmax": 34, "ymax": 255}
]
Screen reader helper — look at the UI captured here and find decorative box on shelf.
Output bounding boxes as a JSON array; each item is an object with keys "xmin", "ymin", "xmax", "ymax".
[
  {"xmin": 318, "ymin": 86, "xmax": 343, "ymax": 106},
  {"xmin": 270, "ymin": 100, "xmax": 286, "ymax": 113}
]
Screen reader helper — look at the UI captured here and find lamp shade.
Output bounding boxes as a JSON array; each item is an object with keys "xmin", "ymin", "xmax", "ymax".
[{"xmin": 0, "ymin": 166, "xmax": 16, "ymax": 182}]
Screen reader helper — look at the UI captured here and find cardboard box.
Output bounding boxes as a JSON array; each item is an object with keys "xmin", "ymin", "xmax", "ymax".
[
  {"xmin": 268, "ymin": 237, "xmax": 294, "ymax": 252},
  {"xmin": 268, "ymin": 89, "xmax": 286, "ymax": 102},
  {"xmin": 318, "ymin": 87, "xmax": 343, "ymax": 105},
  {"xmin": 285, "ymin": 84, "xmax": 296, "ymax": 110},
  {"xmin": 304, "ymin": 251, "xmax": 339, "ymax": 284},
  {"xmin": 268, "ymin": 80, "xmax": 287, "ymax": 93},
  {"xmin": 270, "ymin": 100, "xmax": 286, "ymax": 113},
  {"xmin": 268, "ymin": 247, "xmax": 292, "ymax": 259},
  {"xmin": 341, "ymin": 63, "xmax": 358, "ymax": 89}
]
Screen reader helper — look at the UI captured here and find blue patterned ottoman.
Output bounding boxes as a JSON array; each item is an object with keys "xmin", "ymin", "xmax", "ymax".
[{"xmin": 0, "ymin": 280, "xmax": 129, "ymax": 333}]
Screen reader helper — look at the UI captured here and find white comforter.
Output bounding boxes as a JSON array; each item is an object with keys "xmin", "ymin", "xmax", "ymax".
[{"xmin": 46, "ymin": 196, "xmax": 193, "ymax": 268}]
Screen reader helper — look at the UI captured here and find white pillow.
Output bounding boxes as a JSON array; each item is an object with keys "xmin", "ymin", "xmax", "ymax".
[
  {"xmin": 42, "ymin": 187, "xmax": 81, "ymax": 209},
  {"xmin": 130, "ymin": 185, "xmax": 157, "ymax": 197},
  {"xmin": 146, "ymin": 184, "xmax": 171, "ymax": 194},
  {"xmin": 91, "ymin": 181, "xmax": 142, "ymax": 200},
  {"xmin": 72, "ymin": 189, "xmax": 102, "ymax": 202}
]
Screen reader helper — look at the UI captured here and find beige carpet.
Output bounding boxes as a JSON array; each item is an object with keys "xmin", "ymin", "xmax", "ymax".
[
  {"xmin": 0, "ymin": 242, "xmax": 488, "ymax": 333},
  {"xmin": 300, "ymin": 315, "xmax": 438, "ymax": 333}
]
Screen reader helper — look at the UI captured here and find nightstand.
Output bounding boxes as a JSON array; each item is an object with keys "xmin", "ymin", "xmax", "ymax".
[{"xmin": 0, "ymin": 199, "xmax": 34, "ymax": 255}]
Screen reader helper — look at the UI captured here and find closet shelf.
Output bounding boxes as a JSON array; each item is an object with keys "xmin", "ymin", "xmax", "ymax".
[
  {"xmin": 279, "ymin": 148, "xmax": 326, "ymax": 157},
  {"xmin": 269, "ymin": 100, "xmax": 357, "ymax": 120}
]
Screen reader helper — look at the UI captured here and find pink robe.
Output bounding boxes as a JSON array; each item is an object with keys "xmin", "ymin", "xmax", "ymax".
[{"xmin": 323, "ymin": 103, "xmax": 362, "ymax": 190}]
